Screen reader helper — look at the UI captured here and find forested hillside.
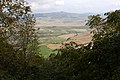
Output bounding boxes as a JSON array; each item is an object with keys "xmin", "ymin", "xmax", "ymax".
[{"xmin": 0, "ymin": 0, "xmax": 120, "ymax": 80}]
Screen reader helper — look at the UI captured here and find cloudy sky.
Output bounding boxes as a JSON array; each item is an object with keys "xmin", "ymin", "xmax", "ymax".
[{"xmin": 28, "ymin": 0, "xmax": 120, "ymax": 13}]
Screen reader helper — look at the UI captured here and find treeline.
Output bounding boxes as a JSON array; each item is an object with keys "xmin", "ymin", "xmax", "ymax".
[{"xmin": 0, "ymin": 0, "xmax": 120, "ymax": 80}]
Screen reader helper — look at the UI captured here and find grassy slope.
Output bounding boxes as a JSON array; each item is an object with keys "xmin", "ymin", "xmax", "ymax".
[{"xmin": 39, "ymin": 45, "xmax": 57, "ymax": 58}]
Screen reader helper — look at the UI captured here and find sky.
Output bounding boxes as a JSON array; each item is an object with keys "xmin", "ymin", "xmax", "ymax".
[{"xmin": 28, "ymin": 0, "xmax": 120, "ymax": 13}]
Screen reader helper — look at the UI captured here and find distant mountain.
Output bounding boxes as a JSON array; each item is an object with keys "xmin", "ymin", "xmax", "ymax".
[{"xmin": 34, "ymin": 11, "xmax": 95, "ymax": 20}]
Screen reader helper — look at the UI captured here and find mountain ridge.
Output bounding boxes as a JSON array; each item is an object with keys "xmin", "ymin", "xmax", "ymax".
[{"xmin": 34, "ymin": 11, "xmax": 96, "ymax": 20}]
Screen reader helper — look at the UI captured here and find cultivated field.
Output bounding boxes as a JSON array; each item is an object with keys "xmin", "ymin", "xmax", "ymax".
[{"xmin": 36, "ymin": 19, "xmax": 91, "ymax": 57}]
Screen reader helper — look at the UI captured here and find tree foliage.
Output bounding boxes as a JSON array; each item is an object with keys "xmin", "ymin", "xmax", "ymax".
[
  {"xmin": 0, "ymin": 0, "xmax": 42, "ymax": 80},
  {"xmin": 47, "ymin": 10, "xmax": 120, "ymax": 80},
  {"xmin": 0, "ymin": 0, "xmax": 38, "ymax": 55}
]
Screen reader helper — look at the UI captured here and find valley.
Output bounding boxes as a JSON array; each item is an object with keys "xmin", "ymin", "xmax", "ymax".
[{"xmin": 35, "ymin": 18, "xmax": 92, "ymax": 57}]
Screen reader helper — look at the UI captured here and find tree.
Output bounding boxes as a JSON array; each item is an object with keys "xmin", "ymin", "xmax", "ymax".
[
  {"xmin": 0, "ymin": 0, "xmax": 39, "ymax": 56},
  {"xmin": 0, "ymin": 0, "xmax": 42, "ymax": 80},
  {"xmin": 48, "ymin": 10, "xmax": 120, "ymax": 80},
  {"xmin": 86, "ymin": 10, "xmax": 120, "ymax": 80}
]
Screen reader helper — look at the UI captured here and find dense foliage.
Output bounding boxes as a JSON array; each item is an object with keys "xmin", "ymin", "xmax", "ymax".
[
  {"xmin": 0, "ymin": 0, "xmax": 120, "ymax": 80},
  {"xmin": 0, "ymin": 0, "xmax": 43, "ymax": 79},
  {"xmin": 47, "ymin": 10, "xmax": 120, "ymax": 80}
]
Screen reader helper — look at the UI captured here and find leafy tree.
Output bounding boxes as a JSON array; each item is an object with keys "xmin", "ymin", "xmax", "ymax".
[
  {"xmin": 48, "ymin": 10, "xmax": 120, "ymax": 80},
  {"xmin": 0, "ymin": 0, "xmax": 43, "ymax": 80},
  {"xmin": 0, "ymin": 0, "xmax": 38, "ymax": 56}
]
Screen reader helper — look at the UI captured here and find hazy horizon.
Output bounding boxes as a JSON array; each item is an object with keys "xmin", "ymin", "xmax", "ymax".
[
  {"xmin": 33, "ymin": 11, "xmax": 97, "ymax": 14},
  {"xmin": 28, "ymin": 0, "xmax": 120, "ymax": 14}
]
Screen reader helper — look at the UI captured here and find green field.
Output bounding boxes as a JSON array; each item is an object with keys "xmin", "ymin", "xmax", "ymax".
[
  {"xmin": 39, "ymin": 45, "xmax": 57, "ymax": 58},
  {"xmin": 37, "ymin": 20, "xmax": 89, "ymax": 57}
]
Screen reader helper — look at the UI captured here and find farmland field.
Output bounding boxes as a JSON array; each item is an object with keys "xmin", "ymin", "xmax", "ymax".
[{"xmin": 36, "ymin": 19, "xmax": 91, "ymax": 57}]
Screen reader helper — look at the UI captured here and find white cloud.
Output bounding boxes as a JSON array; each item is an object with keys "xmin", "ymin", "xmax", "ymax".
[
  {"xmin": 28, "ymin": 0, "xmax": 120, "ymax": 13},
  {"xmin": 55, "ymin": 0, "xmax": 64, "ymax": 6},
  {"xmin": 112, "ymin": 1, "xmax": 120, "ymax": 6},
  {"xmin": 42, "ymin": 4, "xmax": 51, "ymax": 9},
  {"xmin": 30, "ymin": 0, "xmax": 64, "ymax": 12},
  {"xmin": 30, "ymin": 2, "xmax": 39, "ymax": 10},
  {"xmin": 30, "ymin": 1, "xmax": 53, "ymax": 10}
]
